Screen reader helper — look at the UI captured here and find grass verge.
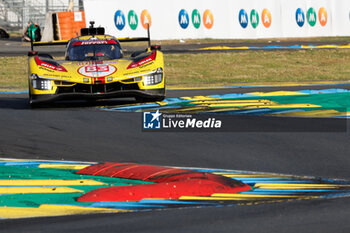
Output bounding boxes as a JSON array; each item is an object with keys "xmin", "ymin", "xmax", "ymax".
[
  {"xmin": 0, "ymin": 49, "xmax": 349, "ymax": 89},
  {"xmin": 165, "ymin": 49, "xmax": 350, "ymax": 87}
]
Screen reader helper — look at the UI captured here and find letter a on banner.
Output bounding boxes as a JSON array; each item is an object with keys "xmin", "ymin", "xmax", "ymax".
[
  {"xmin": 206, "ymin": 15, "xmax": 211, "ymax": 25},
  {"xmin": 141, "ymin": 10, "xmax": 152, "ymax": 29},
  {"xmin": 203, "ymin": 9, "xmax": 214, "ymax": 29},
  {"xmin": 262, "ymin": 9, "xmax": 271, "ymax": 28},
  {"xmin": 318, "ymin": 7, "xmax": 327, "ymax": 27}
]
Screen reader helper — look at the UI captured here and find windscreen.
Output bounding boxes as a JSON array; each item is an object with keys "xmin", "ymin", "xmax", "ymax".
[{"xmin": 66, "ymin": 40, "xmax": 123, "ymax": 61}]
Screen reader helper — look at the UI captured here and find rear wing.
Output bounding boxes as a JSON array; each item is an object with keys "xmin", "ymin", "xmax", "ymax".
[
  {"xmin": 32, "ymin": 21, "xmax": 151, "ymax": 49},
  {"xmin": 33, "ymin": 40, "xmax": 69, "ymax": 47}
]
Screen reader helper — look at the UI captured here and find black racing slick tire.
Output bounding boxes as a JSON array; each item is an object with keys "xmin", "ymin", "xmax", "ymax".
[{"xmin": 135, "ymin": 96, "xmax": 165, "ymax": 103}]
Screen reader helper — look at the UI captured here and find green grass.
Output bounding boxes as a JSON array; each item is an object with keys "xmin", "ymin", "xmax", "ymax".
[
  {"xmin": 154, "ymin": 36, "xmax": 350, "ymax": 45},
  {"xmin": 119, "ymin": 36, "xmax": 350, "ymax": 47},
  {"xmin": 0, "ymin": 57, "xmax": 28, "ymax": 88},
  {"xmin": 1, "ymin": 49, "xmax": 350, "ymax": 89},
  {"xmin": 165, "ymin": 49, "xmax": 350, "ymax": 87}
]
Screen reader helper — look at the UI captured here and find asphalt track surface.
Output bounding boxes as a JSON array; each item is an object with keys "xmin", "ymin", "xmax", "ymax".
[
  {"xmin": 0, "ymin": 85, "xmax": 350, "ymax": 233},
  {"xmin": 1, "ymin": 37, "xmax": 349, "ymax": 56}
]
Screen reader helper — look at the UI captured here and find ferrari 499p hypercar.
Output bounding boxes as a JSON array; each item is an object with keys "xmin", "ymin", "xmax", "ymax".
[{"xmin": 28, "ymin": 22, "xmax": 165, "ymax": 107}]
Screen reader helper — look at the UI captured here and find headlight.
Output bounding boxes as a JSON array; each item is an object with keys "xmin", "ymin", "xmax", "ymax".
[
  {"xmin": 143, "ymin": 68, "xmax": 163, "ymax": 86},
  {"xmin": 31, "ymin": 74, "xmax": 52, "ymax": 90},
  {"xmin": 30, "ymin": 73, "xmax": 38, "ymax": 80}
]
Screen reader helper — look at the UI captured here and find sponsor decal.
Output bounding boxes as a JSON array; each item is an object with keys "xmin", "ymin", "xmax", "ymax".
[
  {"xmin": 141, "ymin": 9, "xmax": 152, "ymax": 29},
  {"xmin": 297, "ymin": 7, "xmax": 327, "ymax": 28},
  {"xmin": 238, "ymin": 9, "xmax": 270, "ymax": 29},
  {"xmin": 127, "ymin": 51, "xmax": 156, "ymax": 69},
  {"xmin": 177, "ymin": 9, "xmax": 212, "ymax": 29},
  {"xmin": 38, "ymin": 67, "xmax": 54, "ymax": 72},
  {"xmin": 114, "ymin": 10, "xmax": 126, "ymax": 31},
  {"xmin": 114, "ymin": 9, "xmax": 150, "ymax": 31},
  {"xmin": 296, "ymin": 8, "xmax": 305, "ymax": 27},
  {"xmin": 41, "ymin": 73, "xmax": 71, "ymax": 79},
  {"xmin": 318, "ymin": 7, "xmax": 327, "ymax": 27},
  {"xmin": 192, "ymin": 9, "xmax": 201, "ymax": 29},
  {"xmin": 179, "ymin": 9, "xmax": 190, "ymax": 29},
  {"xmin": 250, "ymin": 9, "xmax": 259, "ymax": 29},
  {"xmin": 239, "ymin": 9, "xmax": 248, "ymax": 29},
  {"xmin": 203, "ymin": 9, "xmax": 214, "ymax": 29},
  {"xmin": 35, "ymin": 57, "xmax": 67, "ymax": 72},
  {"xmin": 307, "ymin": 7, "xmax": 316, "ymax": 27},
  {"xmin": 261, "ymin": 8, "xmax": 271, "ymax": 28},
  {"xmin": 73, "ymin": 40, "xmax": 117, "ymax": 46},
  {"xmin": 78, "ymin": 64, "xmax": 117, "ymax": 77},
  {"xmin": 128, "ymin": 10, "xmax": 138, "ymax": 30},
  {"xmin": 76, "ymin": 61, "xmax": 103, "ymax": 66}
]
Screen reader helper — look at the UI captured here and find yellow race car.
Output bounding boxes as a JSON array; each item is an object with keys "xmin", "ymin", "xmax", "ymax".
[{"xmin": 28, "ymin": 22, "xmax": 165, "ymax": 107}]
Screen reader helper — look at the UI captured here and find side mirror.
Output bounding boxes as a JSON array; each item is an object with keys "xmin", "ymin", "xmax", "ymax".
[
  {"xmin": 28, "ymin": 51, "xmax": 38, "ymax": 57},
  {"xmin": 151, "ymin": 45, "xmax": 161, "ymax": 51}
]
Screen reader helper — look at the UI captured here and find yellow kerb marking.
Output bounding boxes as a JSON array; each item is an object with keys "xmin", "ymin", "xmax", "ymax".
[
  {"xmin": 254, "ymin": 183, "xmax": 350, "ymax": 189},
  {"xmin": 247, "ymin": 91, "xmax": 308, "ymax": 96},
  {"xmin": 195, "ymin": 46, "xmax": 249, "ymax": 50},
  {"xmin": 0, "ymin": 179, "xmax": 106, "ymax": 186},
  {"xmin": 191, "ymin": 99, "xmax": 273, "ymax": 106},
  {"xmin": 0, "ymin": 158, "xmax": 25, "ymax": 161},
  {"xmin": 38, "ymin": 164, "xmax": 91, "ymax": 169},
  {"xmin": 213, "ymin": 172, "xmax": 294, "ymax": 178},
  {"xmin": 181, "ymin": 96, "xmax": 217, "ymax": 101},
  {"xmin": 163, "ymin": 107, "xmax": 207, "ymax": 113},
  {"xmin": 168, "ymin": 81, "xmax": 350, "ymax": 90},
  {"xmin": 244, "ymin": 104, "xmax": 320, "ymax": 109},
  {"xmin": 315, "ymin": 45, "xmax": 339, "ymax": 49},
  {"xmin": 299, "ymin": 45, "xmax": 347, "ymax": 49},
  {"xmin": 211, "ymin": 193, "xmax": 300, "ymax": 198},
  {"xmin": 0, "ymin": 205, "xmax": 129, "ymax": 219},
  {"xmin": 301, "ymin": 45, "xmax": 314, "ymax": 49},
  {"xmin": 273, "ymin": 109, "xmax": 342, "ymax": 117},
  {"xmin": 155, "ymin": 101, "xmax": 170, "ymax": 106},
  {"xmin": 179, "ymin": 196, "xmax": 249, "ymax": 201},
  {"xmin": 338, "ymin": 44, "xmax": 350, "ymax": 48},
  {"xmin": 0, "ymin": 187, "xmax": 83, "ymax": 194}
]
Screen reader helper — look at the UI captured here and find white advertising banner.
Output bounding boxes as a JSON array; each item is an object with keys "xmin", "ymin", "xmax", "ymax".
[{"xmin": 83, "ymin": 0, "xmax": 350, "ymax": 40}]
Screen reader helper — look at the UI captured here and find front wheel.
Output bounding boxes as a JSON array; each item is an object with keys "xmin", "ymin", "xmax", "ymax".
[
  {"xmin": 135, "ymin": 96, "xmax": 165, "ymax": 103},
  {"xmin": 28, "ymin": 91, "xmax": 43, "ymax": 108}
]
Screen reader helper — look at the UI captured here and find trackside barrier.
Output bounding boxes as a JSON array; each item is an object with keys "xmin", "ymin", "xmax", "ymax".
[
  {"xmin": 83, "ymin": 0, "xmax": 350, "ymax": 40},
  {"xmin": 42, "ymin": 11, "xmax": 86, "ymax": 41},
  {"xmin": 56, "ymin": 11, "xmax": 86, "ymax": 40}
]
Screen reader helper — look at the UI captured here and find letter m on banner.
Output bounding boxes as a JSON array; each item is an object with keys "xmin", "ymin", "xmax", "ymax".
[
  {"xmin": 130, "ymin": 16, "xmax": 137, "ymax": 25},
  {"xmin": 181, "ymin": 15, "xmax": 188, "ymax": 24},
  {"xmin": 241, "ymin": 15, "xmax": 247, "ymax": 24},
  {"xmin": 193, "ymin": 15, "xmax": 200, "ymax": 24},
  {"xmin": 297, "ymin": 13, "xmax": 304, "ymax": 23},
  {"xmin": 116, "ymin": 16, "xmax": 124, "ymax": 26}
]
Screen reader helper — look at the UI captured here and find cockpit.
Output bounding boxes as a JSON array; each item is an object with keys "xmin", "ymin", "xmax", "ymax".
[{"xmin": 66, "ymin": 39, "xmax": 123, "ymax": 61}]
